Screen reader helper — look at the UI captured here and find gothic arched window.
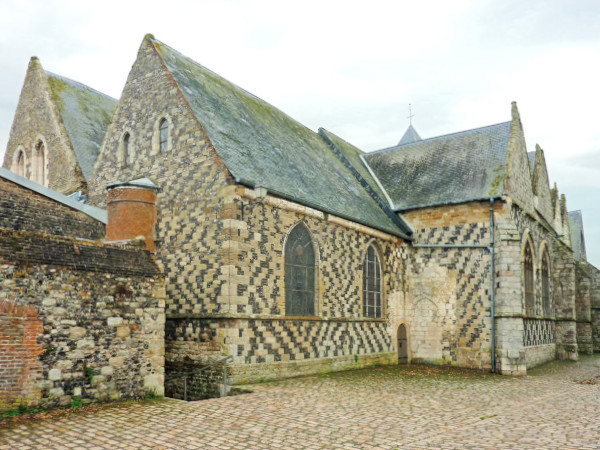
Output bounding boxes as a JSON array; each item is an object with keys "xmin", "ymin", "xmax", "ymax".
[
  {"xmin": 285, "ymin": 223, "xmax": 315, "ymax": 316},
  {"xmin": 159, "ymin": 118, "xmax": 169, "ymax": 153},
  {"xmin": 541, "ymin": 250, "xmax": 551, "ymax": 315},
  {"xmin": 14, "ymin": 149, "xmax": 26, "ymax": 178},
  {"xmin": 363, "ymin": 244, "xmax": 382, "ymax": 318},
  {"xmin": 122, "ymin": 132, "xmax": 132, "ymax": 167},
  {"xmin": 524, "ymin": 242, "xmax": 535, "ymax": 316},
  {"xmin": 32, "ymin": 141, "xmax": 46, "ymax": 185}
]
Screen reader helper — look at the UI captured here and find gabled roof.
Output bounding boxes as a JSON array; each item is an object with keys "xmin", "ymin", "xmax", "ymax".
[
  {"xmin": 398, "ymin": 124, "xmax": 422, "ymax": 146},
  {"xmin": 0, "ymin": 167, "xmax": 107, "ymax": 223},
  {"xmin": 46, "ymin": 72, "xmax": 117, "ymax": 180},
  {"xmin": 150, "ymin": 37, "xmax": 410, "ymax": 238},
  {"xmin": 364, "ymin": 122, "xmax": 511, "ymax": 211},
  {"xmin": 568, "ymin": 210, "xmax": 586, "ymax": 261}
]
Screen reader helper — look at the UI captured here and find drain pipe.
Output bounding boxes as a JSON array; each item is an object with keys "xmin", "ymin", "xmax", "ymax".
[{"xmin": 410, "ymin": 198, "xmax": 497, "ymax": 373}]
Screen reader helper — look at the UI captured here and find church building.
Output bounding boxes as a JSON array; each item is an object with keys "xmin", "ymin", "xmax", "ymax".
[{"xmin": 1, "ymin": 34, "xmax": 598, "ymax": 409}]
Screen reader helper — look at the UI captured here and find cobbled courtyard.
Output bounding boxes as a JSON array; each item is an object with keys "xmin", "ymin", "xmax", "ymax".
[{"xmin": 2, "ymin": 355, "xmax": 600, "ymax": 449}]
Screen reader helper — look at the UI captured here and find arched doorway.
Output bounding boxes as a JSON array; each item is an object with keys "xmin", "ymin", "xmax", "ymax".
[{"xmin": 397, "ymin": 324, "xmax": 408, "ymax": 364}]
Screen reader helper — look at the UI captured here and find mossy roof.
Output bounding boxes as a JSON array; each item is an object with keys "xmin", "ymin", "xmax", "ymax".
[
  {"xmin": 46, "ymin": 72, "xmax": 117, "ymax": 181},
  {"xmin": 151, "ymin": 37, "xmax": 409, "ymax": 238},
  {"xmin": 364, "ymin": 122, "xmax": 511, "ymax": 211},
  {"xmin": 568, "ymin": 210, "xmax": 587, "ymax": 261}
]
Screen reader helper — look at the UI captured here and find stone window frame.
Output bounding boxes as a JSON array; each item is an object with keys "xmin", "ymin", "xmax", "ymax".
[
  {"xmin": 521, "ymin": 231, "xmax": 536, "ymax": 317},
  {"xmin": 283, "ymin": 221, "xmax": 320, "ymax": 317},
  {"xmin": 119, "ymin": 130, "xmax": 134, "ymax": 168},
  {"xmin": 152, "ymin": 115, "xmax": 173, "ymax": 155},
  {"xmin": 539, "ymin": 241, "xmax": 552, "ymax": 317},
  {"xmin": 31, "ymin": 136, "xmax": 48, "ymax": 187},
  {"xmin": 362, "ymin": 240, "xmax": 385, "ymax": 319},
  {"xmin": 12, "ymin": 145, "xmax": 27, "ymax": 178}
]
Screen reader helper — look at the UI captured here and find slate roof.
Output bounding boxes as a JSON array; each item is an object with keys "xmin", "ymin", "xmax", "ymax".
[
  {"xmin": 568, "ymin": 210, "xmax": 586, "ymax": 261},
  {"xmin": 363, "ymin": 122, "xmax": 512, "ymax": 211},
  {"xmin": 0, "ymin": 167, "xmax": 107, "ymax": 223},
  {"xmin": 150, "ymin": 37, "xmax": 410, "ymax": 238},
  {"xmin": 398, "ymin": 124, "xmax": 422, "ymax": 146},
  {"xmin": 46, "ymin": 72, "xmax": 117, "ymax": 181}
]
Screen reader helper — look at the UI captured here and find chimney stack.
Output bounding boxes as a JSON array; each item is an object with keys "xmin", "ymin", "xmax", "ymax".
[{"xmin": 106, "ymin": 178, "xmax": 159, "ymax": 252}]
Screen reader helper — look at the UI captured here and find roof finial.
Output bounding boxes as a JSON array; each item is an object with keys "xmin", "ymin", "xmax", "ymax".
[{"xmin": 407, "ymin": 103, "xmax": 414, "ymax": 125}]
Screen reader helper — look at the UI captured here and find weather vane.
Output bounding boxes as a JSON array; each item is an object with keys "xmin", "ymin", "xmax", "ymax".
[{"xmin": 407, "ymin": 103, "xmax": 414, "ymax": 125}]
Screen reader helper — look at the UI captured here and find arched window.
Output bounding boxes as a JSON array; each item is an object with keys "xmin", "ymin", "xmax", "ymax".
[
  {"xmin": 159, "ymin": 118, "xmax": 169, "ymax": 153},
  {"xmin": 363, "ymin": 244, "xmax": 382, "ymax": 318},
  {"xmin": 122, "ymin": 132, "xmax": 131, "ymax": 167},
  {"xmin": 13, "ymin": 149, "xmax": 26, "ymax": 178},
  {"xmin": 541, "ymin": 251, "xmax": 551, "ymax": 315},
  {"xmin": 284, "ymin": 223, "xmax": 315, "ymax": 316},
  {"xmin": 524, "ymin": 242, "xmax": 535, "ymax": 316},
  {"xmin": 32, "ymin": 141, "xmax": 46, "ymax": 185}
]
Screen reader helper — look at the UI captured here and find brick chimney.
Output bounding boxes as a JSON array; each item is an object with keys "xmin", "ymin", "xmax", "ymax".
[{"xmin": 106, "ymin": 178, "xmax": 159, "ymax": 252}]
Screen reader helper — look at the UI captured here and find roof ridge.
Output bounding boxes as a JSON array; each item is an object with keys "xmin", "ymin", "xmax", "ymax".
[
  {"xmin": 45, "ymin": 71, "xmax": 118, "ymax": 102},
  {"xmin": 148, "ymin": 37, "xmax": 315, "ymax": 137},
  {"xmin": 369, "ymin": 120, "xmax": 512, "ymax": 156}
]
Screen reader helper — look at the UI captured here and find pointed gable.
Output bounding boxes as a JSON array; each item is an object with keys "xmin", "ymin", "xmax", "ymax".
[
  {"xmin": 46, "ymin": 72, "xmax": 117, "ymax": 181},
  {"xmin": 568, "ymin": 211, "xmax": 587, "ymax": 261},
  {"xmin": 502, "ymin": 102, "xmax": 535, "ymax": 214},
  {"xmin": 363, "ymin": 121, "xmax": 510, "ymax": 211},
  {"xmin": 2, "ymin": 57, "xmax": 115, "ymax": 195},
  {"xmin": 527, "ymin": 151, "xmax": 535, "ymax": 174},
  {"xmin": 531, "ymin": 144, "xmax": 553, "ymax": 225},
  {"xmin": 149, "ymin": 37, "xmax": 409, "ymax": 238}
]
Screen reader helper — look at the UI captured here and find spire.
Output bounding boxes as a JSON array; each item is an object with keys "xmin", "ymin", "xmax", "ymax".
[{"xmin": 398, "ymin": 124, "xmax": 422, "ymax": 145}]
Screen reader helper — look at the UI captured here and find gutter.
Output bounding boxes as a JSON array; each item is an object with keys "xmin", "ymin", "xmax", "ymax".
[
  {"xmin": 317, "ymin": 129, "xmax": 413, "ymax": 238},
  {"xmin": 410, "ymin": 197, "xmax": 498, "ymax": 373}
]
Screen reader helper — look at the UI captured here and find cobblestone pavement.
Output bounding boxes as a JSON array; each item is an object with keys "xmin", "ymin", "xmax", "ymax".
[{"xmin": 2, "ymin": 355, "xmax": 600, "ymax": 449}]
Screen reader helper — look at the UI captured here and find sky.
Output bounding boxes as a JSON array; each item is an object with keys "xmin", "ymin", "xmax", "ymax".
[{"xmin": 1, "ymin": 0, "xmax": 599, "ymax": 266}]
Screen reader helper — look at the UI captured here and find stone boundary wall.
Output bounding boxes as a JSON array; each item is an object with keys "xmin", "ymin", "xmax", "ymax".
[
  {"xmin": 0, "ymin": 232, "xmax": 164, "ymax": 411},
  {"xmin": 0, "ymin": 176, "xmax": 104, "ymax": 239}
]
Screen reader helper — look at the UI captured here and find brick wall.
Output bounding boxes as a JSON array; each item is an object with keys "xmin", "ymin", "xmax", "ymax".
[
  {"xmin": 0, "ymin": 300, "xmax": 44, "ymax": 410},
  {"xmin": 0, "ymin": 177, "xmax": 104, "ymax": 240}
]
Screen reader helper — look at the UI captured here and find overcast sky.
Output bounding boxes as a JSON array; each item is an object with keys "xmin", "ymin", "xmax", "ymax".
[{"xmin": 1, "ymin": 0, "xmax": 599, "ymax": 265}]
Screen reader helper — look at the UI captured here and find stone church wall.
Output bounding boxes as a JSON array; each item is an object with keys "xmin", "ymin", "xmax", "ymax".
[
  {"xmin": 400, "ymin": 201, "xmax": 495, "ymax": 370},
  {"xmin": 505, "ymin": 203, "xmax": 560, "ymax": 369},
  {"xmin": 584, "ymin": 261, "xmax": 600, "ymax": 352},
  {"xmin": 165, "ymin": 187, "xmax": 404, "ymax": 382},
  {"xmin": 88, "ymin": 37, "xmax": 232, "ymax": 318}
]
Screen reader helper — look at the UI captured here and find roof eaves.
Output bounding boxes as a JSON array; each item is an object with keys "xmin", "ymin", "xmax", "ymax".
[
  {"xmin": 396, "ymin": 195, "xmax": 503, "ymax": 213},
  {"xmin": 235, "ymin": 176, "xmax": 410, "ymax": 240},
  {"xmin": 0, "ymin": 168, "xmax": 107, "ymax": 224}
]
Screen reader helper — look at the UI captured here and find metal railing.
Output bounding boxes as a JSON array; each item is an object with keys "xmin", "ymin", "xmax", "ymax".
[{"xmin": 165, "ymin": 355, "xmax": 233, "ymax": 401}]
